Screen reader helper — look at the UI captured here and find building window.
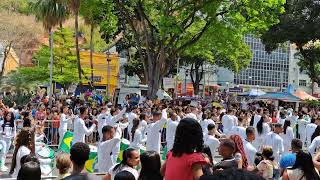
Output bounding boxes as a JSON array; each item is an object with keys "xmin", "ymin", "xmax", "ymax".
[{"xmin": 299, "ymin": 80, "xmax": 307, "ymax": 87}]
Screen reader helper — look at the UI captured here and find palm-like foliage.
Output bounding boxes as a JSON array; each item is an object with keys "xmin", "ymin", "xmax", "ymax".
[{"xmin": 30, "ymin": 0, "xmax": 69, "ymax": 31}]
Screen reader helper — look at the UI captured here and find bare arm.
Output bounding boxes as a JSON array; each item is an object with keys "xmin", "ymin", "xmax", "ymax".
[
  {"xmin": 160, "ymin": 160, "xmax": 166, "ymax": 176},
  {"xmin": 192, "ymin": 163, "xmax": 204, "ymax": 180}
]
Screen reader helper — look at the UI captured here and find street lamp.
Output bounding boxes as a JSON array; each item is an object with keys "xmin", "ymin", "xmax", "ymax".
[{"xmin": 106, "ymin": 50, "xmax": 111, "ymax": 98}]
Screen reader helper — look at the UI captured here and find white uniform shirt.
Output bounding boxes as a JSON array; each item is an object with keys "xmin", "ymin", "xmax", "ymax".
[
  {"xmin": 106, "ymin": 108, "xmax": 127, "ymax": 127},
  {"xmin": 73, "ymin": 117, "xmax": 96, "ymax": 143},
  {"xmin": 186, "ymin": 112, "xmax": 198, "ymax": 120},
  {"xmin": 309, "ymin": 136, "xmax": 320, "ymax": 155},
  {"xmin": 204, "ymin": 134, "xmax": 220, "ymax": 158},
  {"xmin": 264, "ymin": 132, "xmax": 284, "ymax": 162},
  {"xmin": 253, "ymin": 114, "xmax": 262, "ymax": 127},
  {"xmin": 306, "ymin": 123, "xmax": 317, "ymax": 146},
  {"xmin": 281, "ymin": 127, "xmax": 294, "ymax": 153},
  {"xmin": 166, "ymin": 118, "xmax": 180, "ymax": 151},
  {"xmin": 128, "ymin": 112, "xmax": 138, "ymax": 140},
  {"xmin": 130, "ymin": 128, "xmax": 147, "ymax": 150},
  {"xmin": 229, "ymin": 126, "xmax": 246, "ymax": 140},
  {"xmin": 59, "ymin": 113, "xmax": 69, "ymax": 132},
  {"xmin": 12, "ymin": 145, "xmax": 31, "ymax": 178},
  {"xmin": 97, "ymin": 113, "xmax": 109, "ymax": 139},
  {"xmin": 200, "ymin": 119, "xmax": 215, "ymax": 136},
  {"xmin": 146, "ymin": 110, "xmax": 167, "ymax": 153},
  {"xmin": 97, "ymin": 127, "xmax": 121, "ymax": 173},
  {"xmin": 243, "ymin": 140, "xmax": 257, "ymax": 167},
  {"xmin": 222, "ymin": 114, "xmax": 236, "ymax": 135}
]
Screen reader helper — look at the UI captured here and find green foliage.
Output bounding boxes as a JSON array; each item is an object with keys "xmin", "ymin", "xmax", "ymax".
[
  {"xmin": 261, "ymin": 0, "xmax": 320, "ymax": 84},
  {"xmin": 0, "ymin": 0, "xmax": 32, "ymax": 14},
  {"xmin": 79, "ymin": 25, "xmax": 109, "ymax": 52},
  {"xmin": 29, "ymin": 28, "xmax": 79, "ymax": 87},
  {"xmin": 98, "ymin": 0, "xmax": 285, "ymax": 98}
]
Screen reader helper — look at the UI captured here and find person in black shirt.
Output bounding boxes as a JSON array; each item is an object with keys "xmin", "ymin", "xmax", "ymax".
[{"xmin": 63, "ymin": 142, "xmax": 101, "ymax": 180}]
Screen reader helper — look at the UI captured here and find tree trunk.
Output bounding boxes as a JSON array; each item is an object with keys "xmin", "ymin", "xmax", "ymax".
[
  {"xmin": 89, "ymin": 23, "xmax": 94, "ymax": 84},
  {"xmin": 190, "ymin": 62, "xmax": 203, "ymax": 96},
  {"xmin": 48, "ymin": 29, "xmax": 54, "ymax": 108},
  {"xmin": 75, "ymin": 11, "xmax": 82, "ymax": 91}
]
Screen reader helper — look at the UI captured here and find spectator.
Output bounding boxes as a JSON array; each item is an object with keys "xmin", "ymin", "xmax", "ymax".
[
  {"xmin": 63, "ymin": 142, "xmax": 99, "ymax": 180},
  {"xmin": 229, "ymin": 135, "xmax": 248, "ymax": 169},
  {"xmin": 56, "ymin": 153, "xmax": 72, "ymax": 179},
  {"xmin": 17, "ymin": 161, "xmax": 41, "ymax": 180},
  {"xmin": 256, "ymin": 146, "xmax": 277, "ymax": 180},
  {"xmin": 282, "ymin": 151, "xmax": 320, "ymax": 180},
  {"xmin": 280, "ymin": 139, "xmax": 302, "ymax": 170},
  {"xmin": 139, "ymin": 151, "xmax": 162, "ymax": 180},
  {"xmin": 10, "ymin": 127, "xmax": 35, "ymax": 178},
  {"xmin": 200, "ymin": 168, "xmax": 264, "ymax": 180},
  {"xmin": 105, "ymin": 148, "xmax": 140, "ymax": 180},
  {"xmin": 243, "ymin": 127, "xmax": 257, "ymax": 168},
  {"xmin": 162, "ymin": 118, "xmax": 208, "ymax": 180},
  {"xmin": 213, "ymin": 139, "xmax": 238, "ymax": 171},
  {"xmin": 114, "ymin": 171, "xmax": 136, "ymax": 180}
]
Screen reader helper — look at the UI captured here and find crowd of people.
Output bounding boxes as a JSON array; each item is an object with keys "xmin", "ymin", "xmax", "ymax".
[{"xmin": 1, "ymin": 92, "xmax": 320, "ymax": 180}]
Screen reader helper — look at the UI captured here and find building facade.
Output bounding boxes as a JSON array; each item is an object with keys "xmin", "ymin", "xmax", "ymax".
[{"xmin": 233, "ymin": 35, "xmax": 290, "ymax": 92}]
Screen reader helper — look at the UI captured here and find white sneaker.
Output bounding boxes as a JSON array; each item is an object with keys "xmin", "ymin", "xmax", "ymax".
[{"xmin": 0, "ymin": 165, "xmax": 8, "ymax": 172}]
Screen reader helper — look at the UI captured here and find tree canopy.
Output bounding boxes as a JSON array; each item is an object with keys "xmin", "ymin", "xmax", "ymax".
[
  {"xmin": 261, "ymin": 0, "xmax": 320, "ymax": 90},
  {"xmin": 98, "ymin": 0, "xmax": 285, "ymax": 98}
]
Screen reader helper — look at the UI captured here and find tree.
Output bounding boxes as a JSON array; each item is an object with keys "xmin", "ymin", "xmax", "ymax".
[
  {"xmin": 30, "ymin": 0, "xmax": 69, "ymax": 107},
  {"xmin": 100, "ymin": 0, "xmax": 285, "ymax": 99},
  {"xmin": 80, "ymin": 0, "xmax": 105, "ymax": 82},
  {"xmin": 261, "ymin": 0, "xmax": 320, "ymax": 93}
]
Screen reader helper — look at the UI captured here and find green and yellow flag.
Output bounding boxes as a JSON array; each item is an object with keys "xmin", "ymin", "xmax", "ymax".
[
  {"xmin": 117, "ymin": 139, "xmax": 130, "ymax": 162},
  {"xmin": 85, "ymin": 151, "xmax": 97, "ymax": 173},
  {"xmin": 59, "ymin": 131, "xmax": 73, "ymax": 154}
]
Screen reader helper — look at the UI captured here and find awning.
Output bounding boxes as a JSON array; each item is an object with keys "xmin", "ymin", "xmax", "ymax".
[
  {"xmin": 239, "ymin": 88, "xmax": 266, "ymax": 96},
  {"xmin": 256, "ymin": 92, "xmax": 301, "ymax": 102},
  {"xmin": 294, "ymin": 90, "xmax": 318, "ymax": 100}
]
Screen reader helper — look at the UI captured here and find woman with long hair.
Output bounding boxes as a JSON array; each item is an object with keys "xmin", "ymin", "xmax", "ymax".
[
  {"xmin": 230, "ymin": 135, "xmax": 248, "ymax": 169},
  {"xmin": 130, "ymin": 118, "xmax": 147, "ymax": 150},
  {"xmin": 311, "ymin": 125, "xmax": 320, "ymax": 143},
  {"xmin": 161, "ymin": 118, "xmax": 208, "ymax": 180},
  {"xmin": 104, "ymin": 148, "xmax": 140, "ymax": 180},
  {"xmin": 282, "ymin": 151, "xmax": 320, "ymax": 180},
  {"xmin": 139, "ymin": 151, "xmax": 162, "ymax": 180},
  {"xmin": 308, "ymin": 125, "xmax": 320, "ymax": 154},
  {"xmin": 254, "ymin": 116, "xmax": 271, "ymax": 151},
  {"xmin": 281, "ymin": 120, "xmax": 294, "ymax": 153},
  {"xmin": 2, "ymin": 111, "xmax": 16, "ymax": 153},
  {"xmin": 10, "ymin": 127, "xmax": 35, "ymax": 178}
]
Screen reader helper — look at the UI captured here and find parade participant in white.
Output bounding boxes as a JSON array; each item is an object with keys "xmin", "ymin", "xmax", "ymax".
[
  {"xmin": 97, "ymin": 106, "xmax": 110, "ymax": 139},
  {"xmin": 166, "ymin": 111, "xmax": 180, "ymax": 151},
  {"xmin": 10, "ymin": 127, "xmax": 34, "ymax": 178},
  {"xmin": 297, "ymin": 114, "xmax": 309, "ymax": 146},
  {"xmin": 306, "ymin": 118, "xmax": 320, "ymax": 147},
  {"xmin": 130, "ymin": 118, "xmax": 147, "ymax": 150},
  {"xmin": 308, "ymin": 125, "xmax": 320, "ymax": 154},
  {"xmin": 106, "ymin": 107, "xmax": 127, "ymax": 127},
  {"xmin": 253, "ymin": 116, "xmax": 271, "ymax": 151},
  {"xmin": 59, "ymin": 106, "xmax": 71, "ymax": 146},
  {"xmin": 200, "ymin": 113, "xmax": 215, "ymax": 137},
  {"xmin": 73, "ymin": 106, "xmax": 97, "ymax": 143},
  {"xmin": 253, "ymin": 109, "xmax": 262, "ymax": 127},
  {"xmin": 146, "ymin": 109, "xmax": 167, "ymax": 153},
  {"xmin": 264, "ymin": 123, "xmax": 284, "ymax": 162},
  {"xmin": 222, "ymin": 109, "xmax": 237, "ymax": 136},
  {"xmin": 281, "ymin": 120, "xmax": 294, "ymax": 153},
  {"xmin": 229, "ymin": 117, "xmax": 246, "ymax": 140},
  {"xmin": 204, "ymin": 124, "xmax": 220, "ymax": 160},
  {"xmin": 97, "ymin": 125, "xmax": 121, "ymax": 173},
  {"xmin": 243, "ymin": 127, "xmax": 257, "ymax": 167},
  {"xmin": 127, "ymin": 106, "xmax": 139, "ymax": 140}
]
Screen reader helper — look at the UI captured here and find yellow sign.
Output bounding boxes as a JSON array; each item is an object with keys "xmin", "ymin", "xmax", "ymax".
[{"xmin": 80, "ymin": 51, "xmax": 119, "ymax": 93}]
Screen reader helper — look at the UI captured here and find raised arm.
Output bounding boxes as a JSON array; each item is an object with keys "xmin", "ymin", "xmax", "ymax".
[
  {"xmin": 110, "ymin": 107, "xmax": 127, "ymax": 124},
  {"xmin": 81, "ymin": 119, "xmax": 96, "ymax": 136}
]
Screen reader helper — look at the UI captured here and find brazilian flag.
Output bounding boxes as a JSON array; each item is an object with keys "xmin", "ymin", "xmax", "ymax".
[
  {"xmin": 59, "ymin": 131, "xmax": 73, "ymax": 153},
  {"xmin": 117, "ymin": 139, "xmax": 130, "ymax": 162},
  {"xmin": 85, "ymin": 151, "xmax": 97, "ymax": 173},
  {"xmin": 58, "ymin": 131, "xmax": 97, "ymax": 173}
]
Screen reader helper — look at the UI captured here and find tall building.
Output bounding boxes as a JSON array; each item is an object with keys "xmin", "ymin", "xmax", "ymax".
[{"xmin": 233, "ymin": 35, "xmax": 290, "ymax": 91}]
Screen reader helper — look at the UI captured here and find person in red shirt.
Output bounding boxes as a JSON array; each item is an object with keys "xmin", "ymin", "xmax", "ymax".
[{"xmin": 161, "ymin": 118, "xmax": 208, "ymax": 180}]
